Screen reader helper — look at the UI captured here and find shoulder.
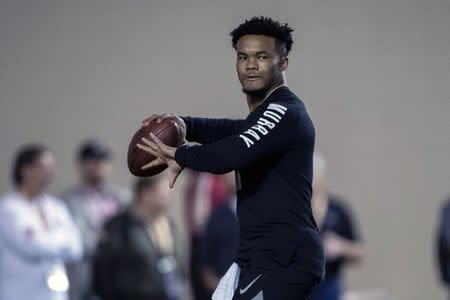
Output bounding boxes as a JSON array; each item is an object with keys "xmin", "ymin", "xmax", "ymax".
[
  {"xmin": 0, "ymin": 192, "xmax": 21, "ymax": 213},
  {"xmin": 442, "ymin": 197, "xmax": 450, "ymax": 211},
  {"xmin": 266, "ymin": 88, "xmax": 313, "ymax": 128},
  {"xmin": 60, "ymin": 185, "xmax": 83, "ymax": 204},
  {"xmin": 0, "ymin": 191, "xmax": 16, "ymax": 204},
  {"xmin": 328, "ymin": 194, "xmax": 353, "ymax": 217},
  {"xmin": 106, "ymin": 184, "xmax": 132, "ymax": 206},
  {"xmin": 106, "ymin": 210, "xmax": 137, "ymax": 230},
  {"xmin": 0, "ymin": 193, "xmax": 32, "ymax": 228},
  {"xmin": 326, "ymin": 194, "xmax": 362, "ymax": 239},
  {"xmin": 273, "ymin": 87, "xmax": 305, "ymax": 108},
  {"xmin": 253, "ymin": 100, "xmax": 299, "ymax": 130},
  {"xmin": 279, "ymin": 88, "xmax": 313, "ymax": 117},
  {"xmin": 325, "ymin": 195, "xmax": 358, "ymax": 230},
  {"xmin": 440, "ymin": 197, "xmax": 450, "ymax": 221}
]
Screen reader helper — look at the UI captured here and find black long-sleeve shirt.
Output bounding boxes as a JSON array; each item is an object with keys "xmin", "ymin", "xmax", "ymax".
[
  {"xmin": 175, "ymin": 86, "xmax": 324, "ymax": 279},
  {"xmin": 437, "ymin": 197, "xmax": 450, "ymax": 286}
]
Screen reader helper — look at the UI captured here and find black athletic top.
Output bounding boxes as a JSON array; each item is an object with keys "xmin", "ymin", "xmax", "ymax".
[
  {"xmin": 321, "ymin": 195, "xmax": 361, "ymax": 279},
  {"xmin": 175, "ymin": 86, "xmax": 324, "ymax": 279},
  {"xmin": 437, "ymin": 197, "xmax": 450, "ymax": 286}
]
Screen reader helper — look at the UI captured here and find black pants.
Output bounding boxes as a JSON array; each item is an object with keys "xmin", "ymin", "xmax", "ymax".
[
  {"xmin": 232, "ymin": 273, "xmax": 320, "ymax": 300},
  {"xmin": 232, "ymin": 255, "xmax": 322, "ymax": 300}
]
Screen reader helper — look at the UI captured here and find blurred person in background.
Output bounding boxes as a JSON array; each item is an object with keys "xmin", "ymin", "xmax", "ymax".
[
  {"xmin": 184, "ymin": 171, "xmax": 228, "ymax": 300},
  {"xmin": 92, "ymin": 176, "xmax": 184, "ymax": 300},
  {"xmin": 61, "ymin": 139, "xmax": 130, "ymax": 300},
  {"xmin": 202, "ymin": 171, "xmax": 239, "ymax": 298},
  {"xmin": 436, "ymin": 196, "xmax": 450, "ymax": 297},
  {"xmin": 309, "ymin": 154, "xmax": 364, "ymax": 300},
  {"xmin": 0, "ymin": 144, "xmax": 82, "ymax": 300}
]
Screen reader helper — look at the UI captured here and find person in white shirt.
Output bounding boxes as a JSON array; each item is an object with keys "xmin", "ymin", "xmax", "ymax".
[{"xmin": 0, "ymin": 144, "xmax": 83, "ymax": 300}]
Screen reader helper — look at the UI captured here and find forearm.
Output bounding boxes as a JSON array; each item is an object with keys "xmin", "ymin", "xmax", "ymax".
[
  {"xmin": 182, "ymin": 117, "xmax": 244, "ymax": 144},
  {"xmin": 341, "ymin": 240, "xmax": 364, "ymax": 262},
  {"xmin": 175, "ymin": 143, "xmax": 240, "ymax": 174},
  {"xmin": 60, "ymin": 226, "xmax": 83, "ymax": 261},
  {"xmin": 5, "ymin": 230, "xmax": 77, "ymax": 260},
  {"xmin": 176, "ymin": 103, "xmax": 295, "ymax": 173}
]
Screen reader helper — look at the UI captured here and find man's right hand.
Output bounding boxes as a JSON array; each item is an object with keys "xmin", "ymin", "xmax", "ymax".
[{"xmin": 141, "ymin": 113, "xmax": 187, "ymax": 144}]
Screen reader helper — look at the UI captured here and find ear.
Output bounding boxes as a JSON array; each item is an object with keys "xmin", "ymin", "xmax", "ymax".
[{"xmin": 280, "ymin": 56, "xmax": 289, "ymax": 71}]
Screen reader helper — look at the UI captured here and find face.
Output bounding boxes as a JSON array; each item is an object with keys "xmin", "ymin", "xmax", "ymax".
[
  {"xmin": 79, "ymin": 159, "xmax": 111, "ymax": 186},
  {"xmin": 138, "ymin": 179, "xmax": 170, "ymax": 215},
  {"xmin": 236, "ymin": 35, "xmax": 288, "ymax": 96},
  {"xmin": 23, "ymin": 151, "xmax": 55, "ymax": 192}
]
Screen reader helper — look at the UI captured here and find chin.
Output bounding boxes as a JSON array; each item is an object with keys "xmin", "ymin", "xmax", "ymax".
[
  {"xmin": 242, "ymin": 88, "xmax": 260, "ymax": 94},
  {"xmin": 242, "ymin": 85, "xmax": 270, "ymax": 97},
  {"xmin": 243, "ymin": 82, "xmax": 264, "ymax": 92}
]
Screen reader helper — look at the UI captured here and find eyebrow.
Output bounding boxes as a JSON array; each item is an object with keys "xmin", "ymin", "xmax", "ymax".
[{"xmin": 237, "ymin": 51, "xmax": 270, "ymax": 56}]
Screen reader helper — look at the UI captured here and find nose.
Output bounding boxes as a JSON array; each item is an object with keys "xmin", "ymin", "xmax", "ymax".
[{"xmin": 245, "ymin": 57, "xmax": 258, "ymax": 70}]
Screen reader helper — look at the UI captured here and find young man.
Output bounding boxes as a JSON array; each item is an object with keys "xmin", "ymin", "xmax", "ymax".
[
  {"xmin": 0, "ymin": 144, "xmax": 82, "ymax": 300},
  {"xmin": 138, "ymin": 16, "xmax": 324, "ymax": 299}
]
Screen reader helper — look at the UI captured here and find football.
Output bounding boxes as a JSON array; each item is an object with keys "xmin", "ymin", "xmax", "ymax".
[{"xmin": 127, "ymin": 118, "xmax": 183, "ymax": 177}]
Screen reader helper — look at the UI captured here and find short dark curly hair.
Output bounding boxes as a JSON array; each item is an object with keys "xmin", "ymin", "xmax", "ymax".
[{"xmin": 230, "ymin": 16, "xmax": 294, "ymax": 56}]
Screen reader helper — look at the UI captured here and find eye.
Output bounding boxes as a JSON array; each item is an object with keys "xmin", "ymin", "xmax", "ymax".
[
  {"xmin": 257, "ymin": 55, "xmax": 268, "ymax": 60},
  {"xmin": 237, "ymin": 56, "xmax": 246, "ymax": 61}
]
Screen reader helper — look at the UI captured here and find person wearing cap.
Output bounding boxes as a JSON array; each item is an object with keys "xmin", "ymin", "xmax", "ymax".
[{"xmin": 61, "ymin": 139, "xmax": 131, "ymax": 300}]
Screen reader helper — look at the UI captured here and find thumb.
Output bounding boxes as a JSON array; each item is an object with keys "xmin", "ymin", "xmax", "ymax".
[{"xmin": 169, "ymin": 169, "xmax": 181, "ymax": 189}]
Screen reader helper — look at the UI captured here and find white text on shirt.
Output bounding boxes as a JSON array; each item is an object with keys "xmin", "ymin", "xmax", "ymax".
[{"xmin": 239, "ymin": 103, "xmax": 288, "ymax": 148}]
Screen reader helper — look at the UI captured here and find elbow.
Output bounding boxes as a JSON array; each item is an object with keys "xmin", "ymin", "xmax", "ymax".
[
  {"xmin": 206, "ymin": 151, "xmax": 248, "ymax": 174},
  {"xmin": 63, "ymin": 244, "xmax": 83, "ymax": 262},
  {"xmin": 188, "ymin": 153, "xmax": 236, "ymax": 174},
  {"xmin": 347, "ymin": 243, "xmax": 365, "ymax": 265}
]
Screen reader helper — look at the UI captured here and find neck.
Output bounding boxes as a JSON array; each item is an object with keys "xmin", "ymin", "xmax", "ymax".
[
  {"xmin": 246, "ymin": 80, "xmax": 286, "ymax": 112},
  {"xmin": 134, "ymin": 203, "xmax": 160, "ymax": 222},
  {"xmin": 82, "ymin": 179, "xmax": 104, "ymax": 192},
  {"xmin": 17, "ymin": 185, "xmax": 41, "ymax": 202}
]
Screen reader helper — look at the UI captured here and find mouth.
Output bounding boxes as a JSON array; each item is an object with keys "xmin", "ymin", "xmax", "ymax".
[{"xmin": 244, "ymin": 75, "xmax": 262, "ymax": 81}]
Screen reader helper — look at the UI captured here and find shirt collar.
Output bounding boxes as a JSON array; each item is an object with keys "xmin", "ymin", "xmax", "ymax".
[{"xmin": 262, "ymin": 83, "xmax": 288, "ymax": 103}]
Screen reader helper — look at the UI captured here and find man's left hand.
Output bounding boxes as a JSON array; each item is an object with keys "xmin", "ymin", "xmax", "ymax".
[{"xmin": 137, "ymin": 133, "xmax": 184, "ymax": 188}]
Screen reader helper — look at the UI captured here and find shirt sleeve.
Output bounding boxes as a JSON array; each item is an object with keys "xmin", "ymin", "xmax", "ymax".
[
  {"xmin": 336, "ymin": 202, "xmax": 362, "ymax": 242},
  {"xmin": 182, "ymin": 117, "xmax": 245, "ymax": 144},
  {"xmin": 52, "ymin": 200, "xmax": 83, "ymax": 261},
  {"xmin": 176, "ymin": 103, "xmax": 298, "ymax": 174},
  {"xmin": 437, "ymin": 200, "xmax": 450, "ymax": 284},
  {"xmin": 0, "ymin": 200, "xmax": 83, "ymax": 262}
]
